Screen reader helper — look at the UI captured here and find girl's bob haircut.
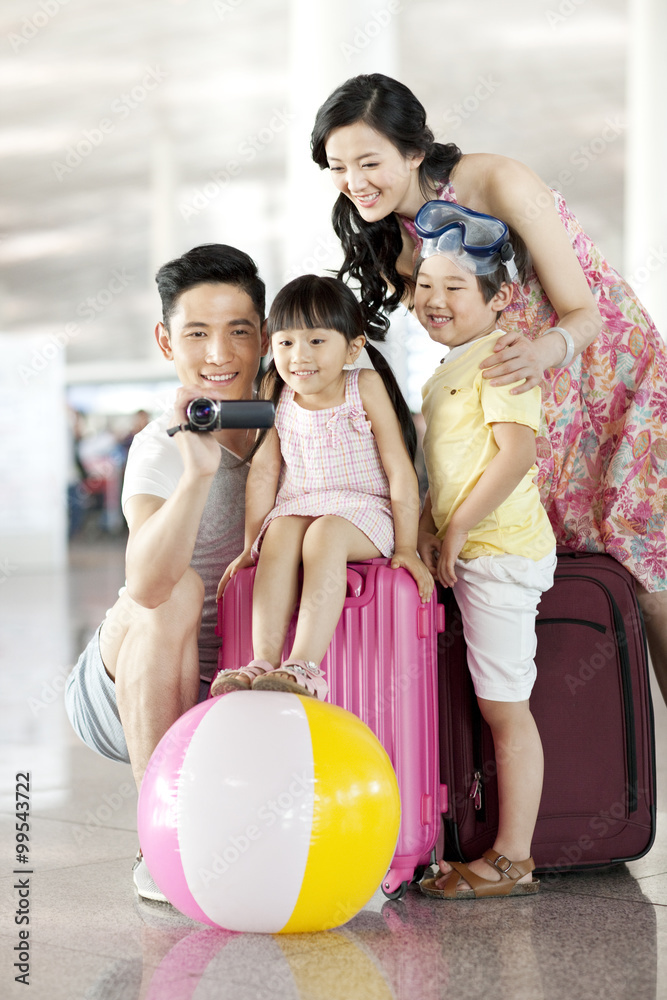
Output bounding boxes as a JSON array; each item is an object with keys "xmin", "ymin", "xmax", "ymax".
[
  {"xmin": 254, "ymin": 274, "xmax": 417, "ymax": 462},
  {"xmin": 267, "ymin": 274, "xmax": 364, "ymax": 343}
]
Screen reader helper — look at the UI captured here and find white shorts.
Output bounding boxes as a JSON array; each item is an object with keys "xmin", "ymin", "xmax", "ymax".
[{"xmin": 453, "ymin": 548, "xmax": 557, "ymax": 702}]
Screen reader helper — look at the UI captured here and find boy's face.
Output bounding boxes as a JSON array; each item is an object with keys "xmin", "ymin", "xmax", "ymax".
[
  {"xmin": 156, "ymin": 282, "xmax": 268, "ymax": 398},
  {"xmin": 414, "ymin": 255, "xmax": 510, "ymax": 349}
]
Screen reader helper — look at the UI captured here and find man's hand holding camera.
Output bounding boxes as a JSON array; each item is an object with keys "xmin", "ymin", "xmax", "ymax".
[{"xmin": 168, "ymin": 386, "xmax": 227, "ymax": 480}]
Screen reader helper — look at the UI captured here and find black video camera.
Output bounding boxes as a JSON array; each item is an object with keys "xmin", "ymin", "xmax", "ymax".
[{"xmin": 167, "ymin": 398, "xmax": 275, "ymax": 436}]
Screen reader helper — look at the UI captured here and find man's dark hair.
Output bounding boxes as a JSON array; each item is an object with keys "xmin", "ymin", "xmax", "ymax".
[{"xmin": 155, "ymin": 244, "xmax": 266, "ymax": 327}]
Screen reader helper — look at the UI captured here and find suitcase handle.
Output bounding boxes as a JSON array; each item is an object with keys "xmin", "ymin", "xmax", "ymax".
[{"xmin": 346, "ymin": 568, "xmax": 364, "ymax": 597}]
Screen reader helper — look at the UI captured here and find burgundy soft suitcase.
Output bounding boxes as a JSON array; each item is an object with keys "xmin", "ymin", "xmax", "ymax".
[
  {"xmin": 438, "ymin": 549, "xmax": 656, "ymax": 871},
  {"xmin": 212, "ymin": 558, "xmax": 445, "ymax": 897}
]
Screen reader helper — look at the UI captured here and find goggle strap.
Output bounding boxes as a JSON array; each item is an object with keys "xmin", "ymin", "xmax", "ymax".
[{"xmin": 501, "ymin": 242, "xmax": 519, "ymax": 284}]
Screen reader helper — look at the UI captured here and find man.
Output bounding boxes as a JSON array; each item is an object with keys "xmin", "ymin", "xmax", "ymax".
[{"xmin": 65, "ymin": 245, "xmax": 269, "ymax": 900}]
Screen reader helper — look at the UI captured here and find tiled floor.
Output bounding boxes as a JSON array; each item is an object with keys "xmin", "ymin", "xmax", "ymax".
[{"xmin": 2, "ymin": 537, "xmax": 665, "ymax": 1000}]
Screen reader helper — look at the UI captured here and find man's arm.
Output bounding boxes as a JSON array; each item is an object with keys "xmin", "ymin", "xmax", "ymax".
[{"xmin": 123, "ymin": 386, "xmax": 224, "ymax": 608}]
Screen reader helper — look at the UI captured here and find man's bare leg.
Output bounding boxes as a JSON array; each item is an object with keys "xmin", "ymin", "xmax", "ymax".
[{"xmin": 100, "ymin": 567, "xmax": 204, "ymax": 790}]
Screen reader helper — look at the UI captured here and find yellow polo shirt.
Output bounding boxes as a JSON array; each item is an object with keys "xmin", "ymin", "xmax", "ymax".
[{"xmin": 421, "ymin": 330, "xmax": 555, "ymax": 560}]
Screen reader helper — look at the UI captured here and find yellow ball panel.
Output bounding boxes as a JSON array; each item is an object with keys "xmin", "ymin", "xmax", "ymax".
[
  {"xmin": 277, "ymin": 932, "xmax": 396, "ymax": 999},
  {"xmin": 280, "ymin": 699, "xmax": 401, "ymax": 933}
]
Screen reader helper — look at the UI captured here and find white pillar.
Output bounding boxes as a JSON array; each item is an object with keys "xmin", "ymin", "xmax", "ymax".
[
  {"xmin": 0, "ymin": 335, "xmax": 67, "ymax": 572},
  {"xmin": 284, "ymin": 0, "xmax": 410, "ymax": 390},
  {"xmin": 283, "ymin": 0, "xmax": 400, "ymax": 285},
  {"xmin": 148, "ymin": 128, "xmax": 177, "ymax": 348},
  {"xmin": 625, "ymin": 0, "xmax": 667, "ymax": 338}
]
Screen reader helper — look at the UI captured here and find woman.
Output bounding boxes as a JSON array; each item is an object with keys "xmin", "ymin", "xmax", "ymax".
[{"xmin": 310, "ymin": 73, "xmax": 667, "ymax": 700}]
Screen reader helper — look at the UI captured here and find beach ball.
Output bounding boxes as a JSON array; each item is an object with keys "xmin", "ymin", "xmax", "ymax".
[{"xmin": 137, "ymin": 691, "xmax": 401, "ymax": 933}]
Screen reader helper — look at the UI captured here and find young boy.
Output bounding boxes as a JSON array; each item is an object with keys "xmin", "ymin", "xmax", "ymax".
[
  {"xmin": 65, "ymin": 244, "xmax": 268, "ymax": 899},
  {"xmin": 413, "ymin": 203, "xmax": 557, "ymax": 899}
]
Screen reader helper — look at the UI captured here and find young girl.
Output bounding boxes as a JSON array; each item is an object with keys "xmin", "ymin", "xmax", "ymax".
[
  {"xmin": 211, "ymin": 274, "xmax": 433, "ymax": 700},
  {"xmin": 310, "ymin": 72, "xmax": 667, "ymax": 704},
  {"xmin": 414, "ymin": 201, "xmax": 556, "ymax": 899}
]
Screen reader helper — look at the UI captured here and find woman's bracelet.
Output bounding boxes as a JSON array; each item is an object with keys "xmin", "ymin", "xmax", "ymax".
[{"xmin": 547, "ymin": 326, "xmax": 575, "ymax": 368}]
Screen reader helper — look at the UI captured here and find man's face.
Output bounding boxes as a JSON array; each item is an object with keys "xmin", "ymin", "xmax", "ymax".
[{"xmin": 156, "ymin": 282, "xmax": 268, "ymax": 399}]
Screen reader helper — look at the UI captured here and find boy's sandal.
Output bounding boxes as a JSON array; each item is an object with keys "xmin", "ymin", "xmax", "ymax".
[
  {"xmin": 420, "ymin": 849, "xmax": 539, "ymax": 900},
  {"xmin": 252, "ymin": 660, "xmax": 329, "ymax": 700},
  {"xmin": 210, "ymin": 660, "xmax": 273, "ymax": 697}
]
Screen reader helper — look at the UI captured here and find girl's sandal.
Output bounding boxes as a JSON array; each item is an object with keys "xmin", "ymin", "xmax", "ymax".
[
  {"xmin": 210, "ymin": 659, "xmax": 273, "ymax": 697},
  {"xmin": 252, "ymin": 660, "xmax": 329, "ymax": 700},
  {"xmin": 420, "ymin": 849, "xmax": 539, "ymax": 900}
]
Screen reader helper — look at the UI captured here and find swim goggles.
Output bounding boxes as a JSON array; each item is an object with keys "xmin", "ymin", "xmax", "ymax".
[{"xmin": 414, "ymin": 201, "xmax": 519, "ymax": 283}]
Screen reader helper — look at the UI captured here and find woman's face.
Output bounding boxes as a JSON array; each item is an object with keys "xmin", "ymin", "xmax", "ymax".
[{"xmin": 324, "ymin": 121, "xmax": 424, "ymax": 221}]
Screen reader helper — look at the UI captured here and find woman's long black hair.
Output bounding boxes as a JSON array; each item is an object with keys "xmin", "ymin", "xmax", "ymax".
[
  {"xmin": 249, "ymin": 274, "xmax": 416, "ymax": 462},
  {"xmin": 311, "ymin": 73, "xmax": 462, "ymax": 341}
]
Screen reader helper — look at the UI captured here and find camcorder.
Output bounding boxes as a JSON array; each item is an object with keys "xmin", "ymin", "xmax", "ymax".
[{"xmin": 167, "ymin": 398, "xmax": 275, "ymax": 436}]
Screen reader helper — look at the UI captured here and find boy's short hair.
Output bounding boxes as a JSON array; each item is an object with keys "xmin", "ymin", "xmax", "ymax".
[
  {"xmin": 156, "ymin": 244, "xmax": 266, "ymax": 327},
  {"xmin": 476, "ymin": 224, "xmax": 531, "ymax": 304}
]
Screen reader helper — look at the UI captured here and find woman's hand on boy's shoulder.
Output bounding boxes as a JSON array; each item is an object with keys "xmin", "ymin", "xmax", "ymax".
[{"xmin": 391, "ymin": 548, "xmax": 435, "ymax": 603}]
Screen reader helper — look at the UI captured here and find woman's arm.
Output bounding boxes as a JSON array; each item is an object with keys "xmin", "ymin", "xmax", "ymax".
[
  {"xmin": 437, "ymin": 420, "xmax": 536, "ymax": 587},
  {"xmin": 466, "ymin": 155, "xmax": 603, "ymax": 391},
  {"xmin": 216, "ymin": 426, "xmax": 283, "ymax": 598},
  {"xmin": 359, "ymin": 370, "xmax": 434, "ymax": 602}
]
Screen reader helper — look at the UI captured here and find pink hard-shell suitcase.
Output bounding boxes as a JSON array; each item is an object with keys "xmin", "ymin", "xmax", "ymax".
[{"xmin": 211, "ymin": 558, "xmax": 446, "ymax": 898}]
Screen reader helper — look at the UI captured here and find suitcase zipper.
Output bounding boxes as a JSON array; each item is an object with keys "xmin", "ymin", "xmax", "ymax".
[
  {"xmin": 537, "ymin": 617, "xmax": 607, "ymax": 633},
  {"xmin": 469, "ymin": 770, "xmax": 483, "ymax": 811}
]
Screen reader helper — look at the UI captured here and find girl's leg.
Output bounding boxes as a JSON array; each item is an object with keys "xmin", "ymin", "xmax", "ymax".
[
  {"xmin": 251, "ymin": 516, "xmax": 313, "ymax": 667},
  {"xmin": 635, "ymin": 583, "xmax": 667, "ymax": 707},
  {"xmin": 287, "ymin": 515, "xmax": 381, "ymax": 666}
]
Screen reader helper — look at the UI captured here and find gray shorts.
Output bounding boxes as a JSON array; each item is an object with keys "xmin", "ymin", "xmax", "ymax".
[{"xmin": 64, "ymin": 625, "xmax": 211, "ymax": 765}]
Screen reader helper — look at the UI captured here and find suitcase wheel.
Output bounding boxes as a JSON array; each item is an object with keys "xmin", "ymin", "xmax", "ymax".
[{"xmin": 381, "ymin": 880, "xmax": 409, "ymax": 901}]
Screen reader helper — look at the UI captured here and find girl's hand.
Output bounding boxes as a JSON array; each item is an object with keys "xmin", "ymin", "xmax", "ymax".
[
  {"xmin": 436, "ymin": 526, "xmax": 469, "ymax": 588},
  {"xmin": 216, "ymin": 548, "xmax": 254, "ymax": 600},
  {"xmin": 391, "ymin": 548, "xmax": 435, "ymax": 603},
  {"xmin": 478, "ymin": 331, "xmax": 548, "ymax": 393}
]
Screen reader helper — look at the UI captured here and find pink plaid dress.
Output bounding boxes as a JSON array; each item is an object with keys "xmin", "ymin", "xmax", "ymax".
[{"xmin": 251, "ymin": 367, "xmax": 394, "ymax": 558}]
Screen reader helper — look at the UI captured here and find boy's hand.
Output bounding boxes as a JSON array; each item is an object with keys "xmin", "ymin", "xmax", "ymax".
[
  {"xmin": 417, "ymin": 529, "xmax": 442, "ymax": 578},
  {"xmin": 216, "ymin": 548, "xmax": 254, "ymax": 600},
  {"xmin": 436, "ymin": 526, "xmax": 469, "ymax": 588},
  {"xmin": 391, "ymin": 548, "xmax": 435, "ymax": 603}
]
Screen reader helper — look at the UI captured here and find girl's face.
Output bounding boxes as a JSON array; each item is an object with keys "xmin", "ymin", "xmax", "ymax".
[
  {"xmin": 324, "ymin": 121, "xmax": 425, "ymax": 221},
  {"xmin": 414, "ymin": 255, "xmax": 510, "ymax": 348},
  {"xmin": 271, "ymin": 326, "xmax": 365, "ymax": 407}
]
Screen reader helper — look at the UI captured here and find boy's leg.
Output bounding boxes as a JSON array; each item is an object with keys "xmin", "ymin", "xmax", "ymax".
[
  {"xmin": 432, "ymin": 551, "xmax": 555, "ymax": 889},
  {"xmin": 478, "ymin": 698, "xmax": 543, "ymax": 877},
  {"xmin": 100, "ymin": 567, "xmax": 204, "ymax": 789}
]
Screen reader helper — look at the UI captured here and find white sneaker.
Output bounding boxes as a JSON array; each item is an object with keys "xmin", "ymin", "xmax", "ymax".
[{"xmin": 132, "ymin": 851, "xmax": 169, "ymax": 903}]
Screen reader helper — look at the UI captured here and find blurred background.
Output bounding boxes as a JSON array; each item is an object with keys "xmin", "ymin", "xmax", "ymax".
[{"xmin": 1, "ymin": 0, "xmax": 665, "ymax": 572}]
